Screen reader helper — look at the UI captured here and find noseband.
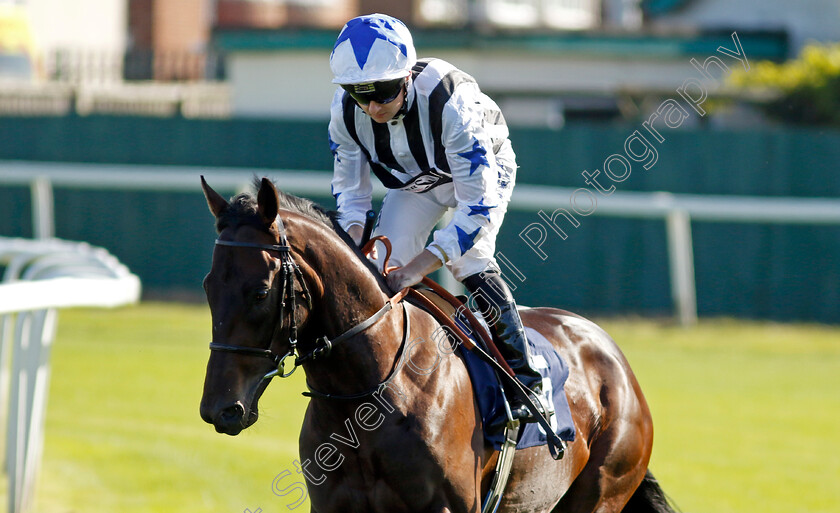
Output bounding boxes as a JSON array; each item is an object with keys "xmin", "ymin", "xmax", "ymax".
[{"xmin": 207, "ymin": 236, "xmax": 405, "ymax": 387}]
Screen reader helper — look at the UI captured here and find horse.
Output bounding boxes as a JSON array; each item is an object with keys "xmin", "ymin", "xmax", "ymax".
[{"xmin": 198, "ymin": 177, "xmax": 676, "ymax": 513}]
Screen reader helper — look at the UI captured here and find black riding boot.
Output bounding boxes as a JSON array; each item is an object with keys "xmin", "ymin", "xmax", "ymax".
[{"xmin": 463, "ymin": 271, "xmax": 543, "ymax": 421}]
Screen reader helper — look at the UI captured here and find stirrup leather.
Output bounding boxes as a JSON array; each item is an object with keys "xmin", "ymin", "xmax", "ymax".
[{"xmin": 482, "ymin": 419, "xmax": 520, "ymax": 513}]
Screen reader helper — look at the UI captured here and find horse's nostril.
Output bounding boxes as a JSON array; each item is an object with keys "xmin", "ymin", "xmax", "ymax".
[{"xmin": 219, "ymin": 402, "xmax": 245, "ymax": 424}]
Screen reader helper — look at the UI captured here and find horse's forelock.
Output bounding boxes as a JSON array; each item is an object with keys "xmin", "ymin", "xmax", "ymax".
[
  {"xmin": 215, "ymin": 193, "xmax": 260, "ymax": 232},
  {"xmin": 215, "ymin": 181, "xmax": 336, "ymax": 233}
]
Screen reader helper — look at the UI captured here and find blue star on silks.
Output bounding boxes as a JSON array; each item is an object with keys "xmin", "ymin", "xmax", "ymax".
[
  {"xmin": 328, "ymin": 134, "xmax": 340, "ymax": 163},
  {"xmin": 456, "ymin": 225, "xmax": 481, "ymax": 255},
  {"xmin": 334, "ymin": 17, "xmax": 407, "ymax": 70},
  {"xmin": 457, "ymin": 140, "xmax": 489, "ymax": 176},
  {"xmin": 467, "ymin": 198, "xmax": 495, "ymax": 218}
]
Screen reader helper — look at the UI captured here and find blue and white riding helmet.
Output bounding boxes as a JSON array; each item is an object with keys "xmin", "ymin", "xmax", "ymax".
[{"xmin": 330, "ymin": 14, "xmax": 416, "ymax": 85}]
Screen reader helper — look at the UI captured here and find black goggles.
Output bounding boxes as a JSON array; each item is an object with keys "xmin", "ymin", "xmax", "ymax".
[{"xmin": 342, "ymin": 78, "xmax": 405, "ymax": 106}]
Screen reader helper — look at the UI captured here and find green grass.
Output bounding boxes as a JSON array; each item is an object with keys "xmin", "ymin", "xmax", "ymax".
[
  {"xmin": 3, "ymin": 304, "xmax": 838, "ymax": 512},
  {"xmin": 18, "ymin": 303, "xmax": 310, "ymax": 513},
  {"xmin": 598, "ymin": 318, "xmax": 840, "ymax": 513}
]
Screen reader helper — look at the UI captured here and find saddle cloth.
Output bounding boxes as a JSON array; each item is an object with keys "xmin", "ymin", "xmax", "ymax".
[
  {"xmin": 413, "ymin": 289, "xmax": 575, "ymax": 450},
  {"xmin": 458, "ymin": 324, "xmax": 576, "ymax": 450}
]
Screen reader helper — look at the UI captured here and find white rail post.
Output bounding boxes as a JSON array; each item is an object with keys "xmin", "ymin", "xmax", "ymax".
[
  {"xmin": 0, "ymin": 237, "xmax": 141, "ymax": 513},
  {"xmin": 6, "ymin": 308, "xmax": 57, "ymax": 513},
  {"xmin": 30, "ymin": 178, "xmax": 54, "ymax": 240},
  {"xmin": 665, "ymin": 209, "xmax": 698, "ymax": 326}
]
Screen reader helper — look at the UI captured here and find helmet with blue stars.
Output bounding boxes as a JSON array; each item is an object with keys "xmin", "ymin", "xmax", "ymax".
[{"xmin": 330, "ymin": 14, "xmax": 416, "ymax": 85}]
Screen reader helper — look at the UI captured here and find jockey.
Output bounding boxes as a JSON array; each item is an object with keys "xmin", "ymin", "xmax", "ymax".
[{"xmin": 328, "ymin": 14, "xmax": 542, "ymax": 421}]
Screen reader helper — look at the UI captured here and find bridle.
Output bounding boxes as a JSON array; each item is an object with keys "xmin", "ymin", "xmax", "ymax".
[
  {"xmin": 207, "ymin": 236, "xmax": 311, "ymax": 381},
  {"xmin": 207, "ymin": 233, "xmax": 407, "ymax": 391}
]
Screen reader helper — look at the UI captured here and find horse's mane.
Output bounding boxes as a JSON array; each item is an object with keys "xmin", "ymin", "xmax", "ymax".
[{"xmin": 216, "ymin": 178, "xmax": 388, "ymax": 286}]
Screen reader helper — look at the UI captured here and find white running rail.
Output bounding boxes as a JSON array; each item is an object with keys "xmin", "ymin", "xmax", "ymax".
[
  {"xmin": 3, "ymin": 160, "xmax": 840, "ymax": 326},
  {"xmin": 0, "ymin": 237, "xmax": 141, "ymax": 513}
]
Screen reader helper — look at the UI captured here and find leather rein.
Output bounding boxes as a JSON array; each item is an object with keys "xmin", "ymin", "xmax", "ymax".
[
  {"xmin": 207, "ymin": 237, "xmax": 409, "ymax": 396},
  {"xmin": 208, "ymin": 234, "xmax": 565, "ymax": 458}
]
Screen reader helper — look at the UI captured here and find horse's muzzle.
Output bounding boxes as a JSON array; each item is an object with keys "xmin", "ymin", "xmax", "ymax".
[{"xmin": 200, "ymin": 400, "xmax": 258, "ymax": 435}]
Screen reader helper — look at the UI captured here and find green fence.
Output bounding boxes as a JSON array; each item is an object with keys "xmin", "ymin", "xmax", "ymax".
[{"xmin": 1, "ymin": 115, "xmax": 838, "ymax": 322}]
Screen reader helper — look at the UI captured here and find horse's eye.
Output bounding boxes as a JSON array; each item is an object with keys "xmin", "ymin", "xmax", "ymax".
[{"xmin": 255, "ymin": 288, "xmax": 270, "ymax": 301}]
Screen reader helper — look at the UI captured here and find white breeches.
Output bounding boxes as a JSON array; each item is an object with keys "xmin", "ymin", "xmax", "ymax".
[{"xmin": 371, "ymin": 184, "xmax": 507, "ymax": 281}]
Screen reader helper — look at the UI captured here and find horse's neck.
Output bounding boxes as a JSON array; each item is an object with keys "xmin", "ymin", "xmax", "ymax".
[
  {"xmin": 301, "ymin": 237, "xmax": 402, "ymax": 396},
  {"xmin": 315, "ymin": 248, "xmax": 388, "ymax": 331},
  {"xmin": 287, "ymin": 214, "xmax": 388, "ymax": 331}
]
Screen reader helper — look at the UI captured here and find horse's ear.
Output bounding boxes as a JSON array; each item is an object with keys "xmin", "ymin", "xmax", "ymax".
[
  {"xmin": 201, "ymin": 176, "xmax": 229, "ymax": 219},
  {"xmin": 257, "ymin": 177, "xmax": 280, "ymax": 227}
]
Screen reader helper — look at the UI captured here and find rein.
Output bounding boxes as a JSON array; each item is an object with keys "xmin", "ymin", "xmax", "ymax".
[
  {"xmin": 209, "ymin": 231, "xmax": 565, "ymax": 457},
  {"xmin": 361, "ymin": 236, "xmax": 566, "ymax": 460},
  {"xmin": 302, "ymin": 297, "xmax": 409, "ymax": 400},
  {"xmin": 208, "ymin": 237, "xmax": 409, "ymax": 392}
]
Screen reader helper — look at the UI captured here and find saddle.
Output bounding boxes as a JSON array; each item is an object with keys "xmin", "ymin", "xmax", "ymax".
[{"xmin": 414, "ymin": 287, "xmax": 575, "ymax": 446}]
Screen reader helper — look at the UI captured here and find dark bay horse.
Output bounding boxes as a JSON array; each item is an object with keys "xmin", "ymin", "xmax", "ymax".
[{"xmin": 199, "ymin": 177, "xmax": 676, "ymax": 513}]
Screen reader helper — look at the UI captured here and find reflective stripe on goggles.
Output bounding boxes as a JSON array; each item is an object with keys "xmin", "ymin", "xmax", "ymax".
[{"xmin": 342, "ymin": 78, "xmax": 405, "ymax": 105}]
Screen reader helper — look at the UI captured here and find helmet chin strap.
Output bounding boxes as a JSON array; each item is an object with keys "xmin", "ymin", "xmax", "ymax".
[{"xmin": 391, "ymin": 77, "xmax": 412, "ymax": 121}]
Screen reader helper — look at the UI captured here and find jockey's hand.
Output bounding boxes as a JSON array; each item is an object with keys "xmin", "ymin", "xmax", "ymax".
[
  {"xmin": 386, "ymin": 249, "xmax": 444, "ymax": 291},
  {"xmin": 347, "ymin": 224, "xmax": 364, "ymax": 246}
]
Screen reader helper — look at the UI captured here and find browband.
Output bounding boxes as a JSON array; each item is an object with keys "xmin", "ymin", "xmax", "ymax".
[{"xmin": 215, "ymin": 239, "xmax": 290, "ymax": 252}]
